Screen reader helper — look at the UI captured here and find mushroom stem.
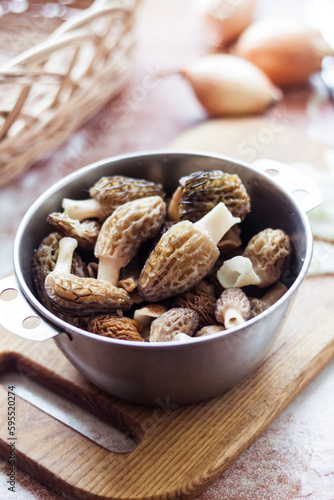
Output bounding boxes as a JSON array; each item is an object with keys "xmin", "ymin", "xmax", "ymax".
[
  {"xmin": 193, "ymin": 202, "xmax": 240, "ymax": 245},
  {"xmin": 53, "ymin": 237, "xmax": 78, "ymax": 274},
  {"xmin": 96, "ymin": 256, "xmax": 122, "ymax": 286},
  {"xmin": 62, "ymin": 198, "xmax": 100, "ymax": 221},
  {"xmin": 95, "ymin": 196, "xmax": 166, "ymax": 287},
  {"xmin": 224, "ymin": 308, "xmax": 245, "ymax": 329},
  {"xmin": 217, "ymin": 255, "xmax": 261, "ymax": 288}
]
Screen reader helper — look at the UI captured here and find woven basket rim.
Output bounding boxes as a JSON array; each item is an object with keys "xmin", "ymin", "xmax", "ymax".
[{"xmin": 0, "ymin": 0, "xmax": 139, "ymax": 186}]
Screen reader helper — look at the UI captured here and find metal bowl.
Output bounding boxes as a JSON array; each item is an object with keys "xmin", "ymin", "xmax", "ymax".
[{"xmin": 0, "ymin": 151, "xmax": 321, "ymax": 404}]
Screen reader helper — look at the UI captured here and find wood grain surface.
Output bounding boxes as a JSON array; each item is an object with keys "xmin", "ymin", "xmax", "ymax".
[
  {"xmin": 168, "ymin": 113, "xmax": 330, "ymax": 170},
  {"xmin": 0, "ymin": 274, "xmax": 333, "ymax": 499}
]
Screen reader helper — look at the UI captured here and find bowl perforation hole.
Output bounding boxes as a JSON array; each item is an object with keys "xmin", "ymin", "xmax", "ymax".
[
  {"xmin": 22, "ymin": 316, "xmax": 41, "ymax": 329},
  {"xmin": 0, "ymin": 288, "xmax": 18, "ymax": 301},
  {"xmin": 292, "ymin": 189, "xmax": 309, "ymax": 200}
]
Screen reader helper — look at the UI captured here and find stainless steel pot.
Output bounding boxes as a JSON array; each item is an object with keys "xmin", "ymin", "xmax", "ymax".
[{"xmin": 0, "ymin": 151, "xmax": 321, "ymax": 405}]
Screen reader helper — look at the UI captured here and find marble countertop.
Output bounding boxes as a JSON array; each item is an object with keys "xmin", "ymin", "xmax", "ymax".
[{"xmin": 1, "ymin": 0, "xmax": 334, "ymax": 498}]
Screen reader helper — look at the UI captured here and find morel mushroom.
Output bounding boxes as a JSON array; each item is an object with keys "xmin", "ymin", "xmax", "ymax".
[
  {"xmin": 32, "ymin": 232, "xmax": 95, "ymax": 328},
  {"xmin": 32, "ymin": 232, "xmax": 88, "ymax": 305},
  {"xmin": 44, "ymin": 237, "xmax": 132, "ymax": 316},
  {"xmin": 133, "ymin": 304, "xmax": 168, "ymax": 339},
  {"xmin": 215, "ymin": 287, "xmax": 251, "ymax": 329},
  {"xmin": 217, "ymin": 255, "xmax": 261, "ymax": 288},
  {"xmin": 217, "ymin": 225, "xmax": 242, "ymax": 257},
  {"xmin": 88, "ymin": 315, "xmax": 144, "ymax": 341},
  {"xmin": 149, "ymin": 308, "xmax": 199, "ymax": 342},
  {"xmin": 62, "ymin": 175, "xmax": 165, "ymax": 222},
  {"xmin": 243, "ymin": 228, "xmax": 291, "ymax": 288},
  {"xmin": 47, "ymin": 212, "xmax": 100, "ymax": 250},
  {"xmin": 195, "ymin": 325, "xmax": 226, "ymax": 337},
  {"xmin": 95, "ymin": 196, "xmax": 166, "ymax": 286},
  {"xmin": 168, "ymin": 170, "xmax": 251, "ymax": 222},
  {"xmin": 173, "ymin": 333, "xmax": 194, "ymax": 342},
  {"xmin": 195, "ymin": 279, "xmax": 216, "ymax": 297},
  {"xmin": 138, "ymin": 202, "xmax": 241, "ymax": 302},
  {"xmin": 173, "ymin": 288, "xmax": 217, "ymax": 328},
  {"xmin": 249, "ymin": 282, "xmax": 288, "ymax": 318},
  {"xmin": 117, "ymin": 276, "xmax": 137, "ymax": 293}
]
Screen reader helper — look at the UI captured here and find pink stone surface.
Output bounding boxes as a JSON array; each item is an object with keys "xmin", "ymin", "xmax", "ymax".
[{"xmin": 0, "ymin": 0, "xmax": 334, "ymax": 498}]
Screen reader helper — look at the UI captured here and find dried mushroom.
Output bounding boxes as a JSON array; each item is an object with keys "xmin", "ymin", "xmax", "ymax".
[
  {"xmin": 195, "ymin": 279, "xmax": 216, "ymax": 297},
  {"xmin": 173, "ymin": 288, "xmax": 217, "ymax": 328},
  {"xmin": 138, "ymin": 202, "xmax": 240, "ymax": 302},
  {"xmin": 217, "ymin": 225, "xmax": 242, "ymax": 257},
  {"xmin": 167, "ymin": 186, "xmax": 182, "ymax": 220},
  {"xmin": 44, "ymin": 237, "xmax": 132, "ymax": 316},
  {"xmin": 243, "ymin": 228, "xmax": 291, "ymax": 288},
  {"xmin": 169, "ymin": 170, "xmax": 251, "ymax": 222},
  {"xmin": 62, "ymin": 175, "xmax": 165, "ymax": 222},
  {"xmin": 34, "ymin": 169, "xmax": 294, "ymax": 338},
  {"xmin": 117, "ymin": 276, "xmax": 137, "ymax": 293},
  {"xmin": 32, "ymin": 233, "xmax": 94, "ymax": 328},
  {"xmin": 47, "ymin": 212, "xmax": 100, "ymax": 250},
  {"xmin": 88, "ymin": 315, "xmax": 143, "ymax": 341},
  {"xmin": 217, "ymin": 255, "xmax": 261, "ymax": 288},
  {"xmin": 173, "ymin": 333, "xmax": 194, "ymax": 342},
  {"xmin": 195, "ymin": 325, "xmax": 226, "ymax": 337},
  {"xmin": 249, "ymin": 282, "xmax": 288, "ymax": 319},
  {"xmin": 215, "ymin": 287, "xmax": 251, "ymax": 329},
  {"xmin": 32, "ymin": 232, "xmax": 88, "ymax": 304},
  {"xmin": 133, "ymin": 304, "xmax": 168, "ymax": 339},
  {"xmin": 149, "ymin": 308, "xmax": 199, "ymax": 342},
  {"xmin": 95, "ymin": 196, "xmax": 166, "ymax": 286}
]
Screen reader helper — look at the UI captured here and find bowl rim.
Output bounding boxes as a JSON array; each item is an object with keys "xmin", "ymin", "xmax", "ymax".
[{"xmin": 13, "ymin": 149, "xmax": 314, "ymax": 348}]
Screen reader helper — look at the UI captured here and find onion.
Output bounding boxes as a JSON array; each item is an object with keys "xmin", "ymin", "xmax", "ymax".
[
  {"xmin": 200, "ymin": 0, "xmax": 255, "ymax": 47},
  {"xmin": 234, "ymin": 17, "xmax": 334, "ymax": 87},
  {"xmin": 180, "ymin": 53, "xmax": 282, "ymax": 116}
]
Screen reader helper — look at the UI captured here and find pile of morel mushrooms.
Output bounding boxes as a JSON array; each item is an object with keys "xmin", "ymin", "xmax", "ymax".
[{"xmin": 33, "ymin": 171, "xmax": 291, "ymax": 342}]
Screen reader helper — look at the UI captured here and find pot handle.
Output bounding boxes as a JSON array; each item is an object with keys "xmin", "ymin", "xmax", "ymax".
[
  {"xmin": 252, "ymin": 159, "xmax": 322, "ymax": 213},
  {"xmin": 0, "ymin": 275, "xmax": 60, "ymax": 341}
]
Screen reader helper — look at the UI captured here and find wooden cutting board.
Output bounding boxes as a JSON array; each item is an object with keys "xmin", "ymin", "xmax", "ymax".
[
  {"xmin": 0, "ymin": 274, "xmax": 334, "ymax": 499},
  {"xmin": 168, "ymin": 114, "xmax": 332, "ymax": 170}
]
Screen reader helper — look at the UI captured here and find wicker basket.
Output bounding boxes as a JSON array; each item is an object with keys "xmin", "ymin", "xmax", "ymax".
[{"xmin": 0, "ymin": 0, "xmax": 139, "ymax": 187}]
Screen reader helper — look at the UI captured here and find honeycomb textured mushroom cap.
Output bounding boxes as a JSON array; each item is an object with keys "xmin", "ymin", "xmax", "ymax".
[
  {"xmin": 149, "ymin": 308, "xmax": 200, "ymax": 342},
  {"xmin": 95, "ymin": 196, "xmax": 166, "ymax": 266},
  {"xmin": 33, "ymin": 234, "xmax": 95, "ymax": 327},
  {"xmin": 176, "ymin": 170, "xmax": 251, "ymax": 222},
  {"xmin": 215, "ymin": 287, "xmax": 251, "ymax": 328},
  {"xmin": 90, "ymin": 175, "xmax": 166, "ymax": 221},
  {"xmin": 249, "ymin": 282, "xmax": 288, "ymax": 318},
  {"xmin": 47, "ymin": 212, "xmax": 100, "ymax": 250},
  {"xmin": 243, "ymin": 228, "xmax": 291, "ymax": 288},
  {"xmin": 32, "ymin": 232, "xmax": 88, "ymax": 305},
  {"xmin": 44, "ymin": 273, "xmax": 132, "ymax": 316},
  {"xmin": 133, "ymin": 304, "xmax": 168, "ymax": 339},
  {"xmin": 249, "ymin": 297, "xmax": 268, "ymax": 319},
  {"xmin": 173, "ymin": 288, "xmax": 217, "ymax": 328},
  {"xmin": 88, "ymin": 315, "xmax": 144, "ymax": 341},
  {"xmin": 43, "ymin": 236, "xmax": 132, "ymax": 316},
  {"xmin": 138, "ymin": 220, "xmax": 220, "ymax": 302}
]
